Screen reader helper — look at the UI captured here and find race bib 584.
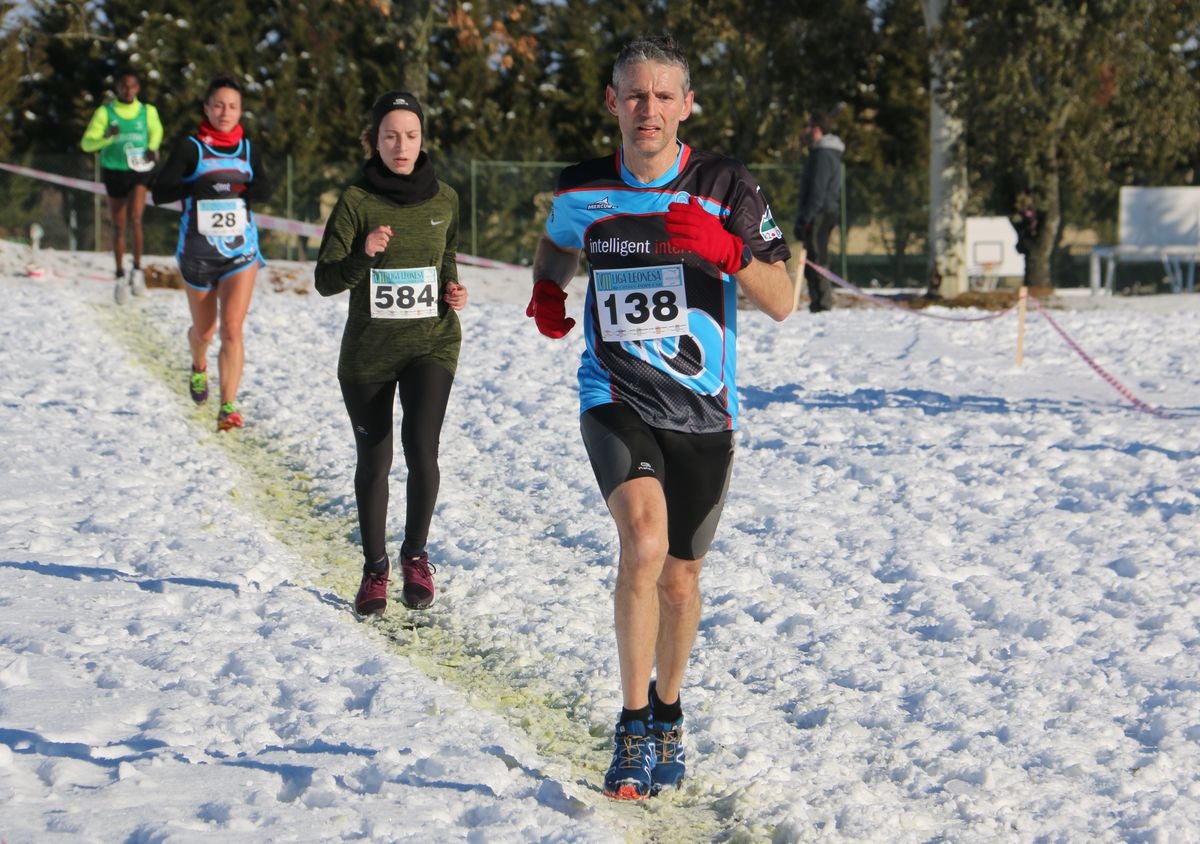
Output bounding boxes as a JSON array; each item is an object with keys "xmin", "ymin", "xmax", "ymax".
[{"xmin": 370, "ymin": 266, "xmax": 439, "ymax": 320}]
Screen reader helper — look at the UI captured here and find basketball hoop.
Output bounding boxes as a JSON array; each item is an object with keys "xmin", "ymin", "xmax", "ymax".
[{"xmin": 971, "ymin": 261, "xmax": 999, "ymax": 291}]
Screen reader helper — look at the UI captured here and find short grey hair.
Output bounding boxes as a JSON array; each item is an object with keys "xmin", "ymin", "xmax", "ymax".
[{"xmin": 612, "ymin": 35, "xmax": 691, "ymax": 94}]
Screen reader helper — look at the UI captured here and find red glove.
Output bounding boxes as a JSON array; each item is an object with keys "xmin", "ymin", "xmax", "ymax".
[
  {"xmin": 665, "ymin": 196, "xmax": 748, "ymax": 275},
  {"xmin": 526, "ymin": 279, "xmax": 575, "ymax": 338}
]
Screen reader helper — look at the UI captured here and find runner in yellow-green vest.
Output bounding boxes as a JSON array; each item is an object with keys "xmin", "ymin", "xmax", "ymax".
[{"xmin": 80, "ymin": 68, "xmax": 163, "ymax": 303}]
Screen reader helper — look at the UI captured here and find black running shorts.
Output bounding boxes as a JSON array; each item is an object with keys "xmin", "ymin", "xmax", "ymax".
[
  {"xmin": 580, "ymin": 402, "xmax": 734, "ymax": 561},
  {"xmin": 177, "ymin": 251, "xmax": 263, "ymax": 291},
  {"xmin": 101, "ymin": 168, "xmax": 153, "ymax": 199}
]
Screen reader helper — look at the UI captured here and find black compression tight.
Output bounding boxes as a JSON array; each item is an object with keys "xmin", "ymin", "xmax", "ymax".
[{"xmin": 339, "ymin": 362, "xmax": 454, "ymax": 564}]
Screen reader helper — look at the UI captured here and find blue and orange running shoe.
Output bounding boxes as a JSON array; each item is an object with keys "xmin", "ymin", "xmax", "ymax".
[
  {"xmin": 189, "ymin": 366, "xmax": 209, "ymax": 405},
  {"xmin": 216, "ymin": 401, "xmax": 244, "ymax": 432},
  {"xmin": 649, "ymin": 715, "xmax": 686, "ymax": 794},
  {"xmin": 602, "ymin": 719, "xmax": 656, "ymax": 801},
  {"xmin": 649, "ymin": 681, "xmax": 686, "ymax": 794}
]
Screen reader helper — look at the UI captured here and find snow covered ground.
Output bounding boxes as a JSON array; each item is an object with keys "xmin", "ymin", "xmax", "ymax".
[{"xmin": 1, "ymin": 239, "xmax": 1198, "ymax": 842}]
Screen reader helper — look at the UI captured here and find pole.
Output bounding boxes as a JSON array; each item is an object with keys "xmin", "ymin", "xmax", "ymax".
[
  {"xmin": 790, "ymin": 246, "xmax": 807, "ymax": 317},
  {"xmin": 68, "ymin": 192, "xmax": 78, "ymax": 252},
  {"xmin": 286, "ymin": 155, "xmax": 294, "ymax": 260},
  {"xmin": 839, "ymin": 162, "xmax": 847, "ymax": 281},
  {"xmin": 1016, "ymin": 286, "xmax": 1027, "ymax": 367},
  {"xmin": 923, "ymin": 0, "xmax": 969, "ymax": 297},
  {"xmin": 93, "ymin": 156, "xmax": 101, "ymax": 251},
  {"xmin": 470, "ymin": 159, "xmax": 478, "ymax": 258}
]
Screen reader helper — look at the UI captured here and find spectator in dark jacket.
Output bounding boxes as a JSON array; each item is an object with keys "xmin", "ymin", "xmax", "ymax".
[{"xmin": 793, "ymin": 111, "xmax": 844, "ymax": 312}]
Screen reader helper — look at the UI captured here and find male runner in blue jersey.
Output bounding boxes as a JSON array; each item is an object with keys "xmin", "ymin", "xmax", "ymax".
[{"xmin": 526, "ymin": 34, "xmax": 797, "ymax": 800}]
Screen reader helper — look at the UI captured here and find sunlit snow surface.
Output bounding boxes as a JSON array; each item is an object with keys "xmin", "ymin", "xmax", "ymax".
[{"xmin": 2, "ymin": 241, "xmax": 1198, "ymax": 842}]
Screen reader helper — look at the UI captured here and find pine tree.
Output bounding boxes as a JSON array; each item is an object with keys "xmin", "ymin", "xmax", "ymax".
[
  {"xmin": 853, "ymin": 0, "xmax": 932, "ymax": 285},
  {"xmin": 428, "ymin": 1, "xmax": 563, "ymax": 262},
  {"xmin": 255, "ymin": 0, "xmax": 376, "ymax": 248},
  {"xmin": 664, "ymin": 0, "xmax": 873, "ymax": 163},
  {"xmin": 96, "ymin": 0, "xmax": 275, "ymax": 149},
  {"xmin": 11, "ymin": 0, "xmax": 113, "ymax": 168},
  {"xmin": 0, "ymin": 2, "xmax": 22, "ymax": 161},
  {"xmin": 938, "ymin": 0, "xmax": 1200, "ymax": 287},
  {"xmin": 348, "ymin": 0, "xmax": 435, "ymax": 102}
]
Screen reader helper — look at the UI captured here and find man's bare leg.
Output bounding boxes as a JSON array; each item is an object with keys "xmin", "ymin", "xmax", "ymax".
[
  {"xmin": 607, "ymin": 476, "xmax": 669, "ymax": 712},
  {"xmin": 653, "ymin": 554, "xmax": 703, "ymax": 706}
]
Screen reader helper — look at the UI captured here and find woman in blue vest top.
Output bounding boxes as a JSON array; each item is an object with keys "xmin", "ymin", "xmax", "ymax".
[{"xmin": 152, "ymin": 75, "xmax": 273, "ymax": 432}]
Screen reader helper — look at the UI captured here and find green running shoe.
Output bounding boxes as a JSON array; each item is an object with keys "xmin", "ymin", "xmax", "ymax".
[
  {"xmin": 216, "ymin": 401, "xmax": 244, "ymax": 432},
  {"xmin": 189, "ymin": 366, "xmax": 208, "ymax": 404}
]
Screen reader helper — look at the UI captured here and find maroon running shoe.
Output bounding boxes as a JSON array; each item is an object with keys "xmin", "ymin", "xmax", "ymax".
[
  {"xmin": 354, "ymin": 557, "xmax": 391, "ymax": 616},
  {"xmin": 400, "ymin": 551, "xmax": 436, "ymax": 609}
]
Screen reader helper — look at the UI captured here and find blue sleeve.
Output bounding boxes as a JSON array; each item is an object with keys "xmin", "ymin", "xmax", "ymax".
[{"xmin": 544, "ymin": 191, "xmax": 584, "ymax": 250}]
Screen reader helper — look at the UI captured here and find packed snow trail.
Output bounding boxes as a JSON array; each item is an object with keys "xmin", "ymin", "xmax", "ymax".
[
  {"xmin": 102, "ymin": 300, "xmax": 760, "ymax": 841},
  {"xmin": 7, "ymin": 243, "xmax": 1199, "ymax": 841},
  {"xmin": 2, "ymin": 272, "xmax": 619, "ymax": 842},
  {"xmin": 100, "ymin": 265, "xmax": 1200, "ymax": 840}
]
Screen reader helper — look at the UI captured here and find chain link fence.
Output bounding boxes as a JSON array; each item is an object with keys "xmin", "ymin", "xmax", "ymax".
[{"xmin": 0, "ymin": 154, "xmax": 1141, "ymax": 289}]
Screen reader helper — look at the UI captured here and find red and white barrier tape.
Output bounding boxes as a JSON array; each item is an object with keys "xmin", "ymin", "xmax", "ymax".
[
  {"xmin": 0, "ymin": 161, "xmax": 523, "ymax": 270},
  {"xmin": 1027, "ymin": 296, "xmax": 1171, "ymax": 418},
  {"xmin": 0, "ymin": 161, "xmax": 105, "ymax": 195},
  {"xmin": 809, "ymin": 259, "xmax": 1176, "ymax": 418}
]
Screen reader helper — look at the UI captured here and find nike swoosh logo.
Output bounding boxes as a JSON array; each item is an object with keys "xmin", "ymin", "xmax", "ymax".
[{"xmin": 430, "ymin": 219, "xmax": 445, "ymax": 226}]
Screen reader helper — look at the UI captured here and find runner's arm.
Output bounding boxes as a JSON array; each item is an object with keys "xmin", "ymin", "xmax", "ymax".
[
  {"xmin": 79, "ymin": 107, "xmax": 112, "ymax": 153},
  {"xmin": 527, "ymin": 237, "xmax": 582, "ymax": 338},
  {"xmin": 735, "ymin": 259, "xmax": 794, "ymax": 321},
  {"xmin": 531, "ymin": 236, "xmax": 581, "ymax": 289},
  {"xmin": 146, "ymin": 105, "xmax": 164, "ymax": 152},
  {"xmin": 149, "ymin": 137, "xmax": 198, "ymax": 205},
  {"xmin": 440, "ymin": 191, "xmax": 460, "ymax": 289},
  {"xmin": 314, "ymin": 192, "xmax": 374, "ymax": 296},
  {"xmin": 241, "ymin": 145, "xmax": 272, "ymax": 205}
]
